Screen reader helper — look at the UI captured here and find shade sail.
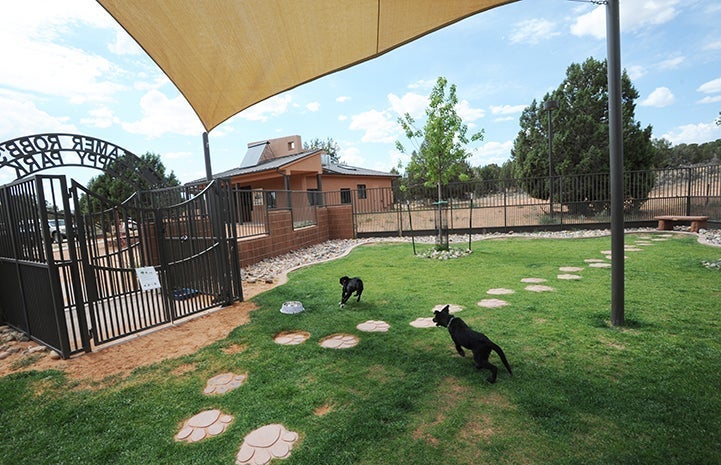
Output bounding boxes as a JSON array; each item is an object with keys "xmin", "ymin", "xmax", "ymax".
[{"xmin": 97, "ymin": 0, "xmax": 516, "ymax": 132}]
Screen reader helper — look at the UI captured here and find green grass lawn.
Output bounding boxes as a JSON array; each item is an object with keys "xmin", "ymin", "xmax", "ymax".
[{"xmin": 2, "ymin": 233, "xmax": 721, "ymax": 465}]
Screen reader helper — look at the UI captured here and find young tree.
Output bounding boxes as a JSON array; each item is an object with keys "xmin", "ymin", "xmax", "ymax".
[
  {"xmin": 511, "ymin": 57, "xmax": 655, "ymax": 215},
  {"xmin": 395, "ymin": 76, "xmax": 484, "ymax": 246}
]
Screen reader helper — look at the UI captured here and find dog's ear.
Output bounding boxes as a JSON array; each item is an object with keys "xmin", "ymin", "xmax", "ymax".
[
  {"xmin": 441, "ymin": 305, "xmax": 450, "ymax": 314},
  {"xmin": 339, "ymin": 276, "xmax": 348, "ymax": 285}
]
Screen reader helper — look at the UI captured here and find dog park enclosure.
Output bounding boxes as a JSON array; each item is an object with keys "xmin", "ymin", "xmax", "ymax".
[{"xmin": 0, "ymin": 134, "xmax": 242, "ymax": 358}]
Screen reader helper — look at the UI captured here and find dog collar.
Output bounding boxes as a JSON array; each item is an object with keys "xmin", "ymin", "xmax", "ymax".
[{"xmin": 447, "ymin": 316, "xmax": 456, "ymax": 328}]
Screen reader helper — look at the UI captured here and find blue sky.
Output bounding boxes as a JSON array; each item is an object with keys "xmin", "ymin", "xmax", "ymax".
[{"xmin": 1, "ymin": 0, "xmax": 720, "ymax": 187}]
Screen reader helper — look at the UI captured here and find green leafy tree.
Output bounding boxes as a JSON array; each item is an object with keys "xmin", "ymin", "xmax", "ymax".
[
  {"xmin": 304, "ymin": 137, "xmax": 341, "ymax": 163},
  {"xmin": 511, "ymin": 57, "xmax": 655, "ymax": 215},
  {"xmin": 395, "ymin": 76, "xmax": 484, "ymax": 245},
  {"xmin": 81, "ymin": 152, "xmax": 180, "ymax": 212}
]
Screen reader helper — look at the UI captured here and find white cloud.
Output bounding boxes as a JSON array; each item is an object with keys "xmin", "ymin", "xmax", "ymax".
[
  {"xmin": 490, "ymin": 104, "xmax": 526, "ymax": 115},
  {"xmin": 697, "ymin": 77, "xmax": 721, "ymax": 94},
  {"xmin": 306, "ymin": 101, "xmax": 320, "ymax": 112},
  {"xmin": 704, "ymin": 40, "xmax": 721, "ymax": 51},
  {"xmin": 626, "ymin": 65, "xmax": 646, "ymax": 80},
  {"xmin": 662, "ymin": 122, "xmax": 721, "ymax": 145},
  {"xmin": 571, "ymin": 0, "xmax": 679, "ymax": 39},
  {"xmin": 407, "ymin": 79, "xmax": 435, "ymax": 90},
  {"xmin": 80, "ymin": 106, "xmax": 119, "ymax": 128},
  {"xmin": 456, "ymin": 100, "xmax": 485, "ymax": 121},
  {"xmin": 509, "ymin": 19, "xmax": 560, "ymax": 45},
  {"xmin": 237, "ymin": 94, "xmax": 292, "ymax": 122},
  {"xmin": 388, "ymin": 92, "xmax": 427, "ymax": 118},
  {"xmin": 641, "ymin": 87, "xmax": 675, "ymax": 107},
  {"xmin": 336, "ymin": 96, "xmax": 350, "ymax": 103},
  {"xmin": 108, "ymin": 29, "xmax": 143, "ymax": 56},
  {"xmin": 0, "ymin": 1, "xmax": 126, "ymax": 104},
  {"xmin": 121, "ymin": 89, "xmax": 203, "ymax": 137},
  {"xmin": 658, "ymin": 56, "xmax": 685, "ymax": 70},
  {"xmin": 697, "ymin": 95, "xmax": 721, "ymax": 104},
  {"xmin": 0, "ymin": 90, "xmax": 76, "ymax": 139},
  {"xmin": 338, "ymin": 114, "xmax": 348, "ymax": 121},
  {"xmin": 348, "ymin": 109, "xmax": 399, "ymax": 144},
  {"xmin": 468, "ymin": 140, "xmax": 513, "ymax": 167}
]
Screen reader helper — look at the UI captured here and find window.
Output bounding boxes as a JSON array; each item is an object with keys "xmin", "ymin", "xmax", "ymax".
[
  {"xmin": 340, "ymin": 188, "xmax": 351, "ymax": 204},
  {"xmin": 357, "ymin": 184, "xmax": 367, "ymax": 199},
  {"xmin": 288, "ymin": 141, "xmax": 295, "ymax": 151},
  {"xmin": 307, "ymin": 189, "xmax": 322, "ymax": 206}
]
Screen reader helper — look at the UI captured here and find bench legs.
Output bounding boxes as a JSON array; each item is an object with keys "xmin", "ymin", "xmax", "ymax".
[{"xmin": 656, "ymin": 219, "xmax": 707, "ymax": 233}]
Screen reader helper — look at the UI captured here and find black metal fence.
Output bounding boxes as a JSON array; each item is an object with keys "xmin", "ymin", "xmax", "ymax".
[
  {"xmin": 347, "ymin": 165, "xmax": 721, "ymax": 236},
  {"xmin": 224, "ymin": 165, "xmax": 721, "ymax": 240}
]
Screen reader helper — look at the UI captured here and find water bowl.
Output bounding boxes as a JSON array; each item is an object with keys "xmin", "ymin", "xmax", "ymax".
[{"xmin": 280, "ymin": 301, "xmax": 304, "ymax": 314}]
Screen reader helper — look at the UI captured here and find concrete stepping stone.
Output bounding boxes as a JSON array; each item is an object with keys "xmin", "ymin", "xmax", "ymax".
[
  {"xmin": 559, "ymin": 267, "xmax": 583, "ymax": 272},
  {"xmin": 486, "ymin": 288, "xmax": 515, "ymax": 295},
  {"xmin": 204, "ymin": 373, "xmax": 247, "ymax": 395},
  {"xmin": 588, "ymin": 262, "xmax": 612, "ymax": 268},
  {"xmin": 431, "ymin": 304, "xmax": 464, "ymax": 313},
  {"xmin": 175, "ymin": 409, "xmax": 233, "ymax": 443},
  {"xmin": 236, "ymin": 423, "xmax": 299, "ymax": 465},
  {"xmin": 319, "ymin": 333, "xmax": 359, "ymax": 349},
  {"xmin": 524, "ymin": 285, "xmax": 555, "ymax": 292},
  {"xmin": 557, "ymin": 274, "xmax": 581, "ymax": 280},
  {"xmin": 356, "ymin": 320, "xmax": 390, "ymax": 332},
  {"xmin": 274, "ymin": 331, "xmax": 310, "ymax": 345},
  {"xmin": 651, "ymin": 238, "xmax": 668, "ymax": 241},
  {"xmin": 477, "ymin": 298, "xmax": 509, "ymax": 308},
  {"xmin": 584, "ymin": 258, "xmax": 605, "ymax": 263},
  {"xmin": 634, "ymin": 241, "xmax": 654, "ymax": 246},
  {"xmin": 521, "ymin": 277, "xmax": 547, "ymax": 283},
  {"xmin": 410, "ymin": 317, "xmax": 435, "ymax": 328}
]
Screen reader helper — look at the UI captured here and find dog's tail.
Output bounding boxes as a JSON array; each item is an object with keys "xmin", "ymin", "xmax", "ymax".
[{"xmin": 492, "ymin": 344, "xmax": 513, "ymax": 376}]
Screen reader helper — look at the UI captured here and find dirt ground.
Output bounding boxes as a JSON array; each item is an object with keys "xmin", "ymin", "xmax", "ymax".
[{"xmin": 0, "ymin": 280, "xmax": 278, "ymax": 382}]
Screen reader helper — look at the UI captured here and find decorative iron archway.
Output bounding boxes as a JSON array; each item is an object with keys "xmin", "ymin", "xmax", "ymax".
[{"xmin": 0, "ymin": 134, "xmax": 242, "ymax": 358}]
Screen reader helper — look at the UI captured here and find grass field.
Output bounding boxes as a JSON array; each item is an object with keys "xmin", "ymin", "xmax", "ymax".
[{"xmin": 2, "ymin": 233, "xmax": 720, "ymax": 465}]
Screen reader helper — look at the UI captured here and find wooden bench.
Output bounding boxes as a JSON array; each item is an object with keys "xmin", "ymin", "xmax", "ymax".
[{"xmin": 654, "ymin": 215, "xmax": 709, "ymax": 233}]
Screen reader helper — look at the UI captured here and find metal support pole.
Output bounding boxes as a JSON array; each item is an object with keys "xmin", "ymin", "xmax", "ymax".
[
  {"xmin": 203, "ymin": 132, "xmax": 213, "ymax": 181},
  {"xmin": 607, "ymin": 0, "xmax": 625, "ymax": 326},
  {"xmin": 544, "ymin": 100, "xmax": 558, "ymax": 219}
]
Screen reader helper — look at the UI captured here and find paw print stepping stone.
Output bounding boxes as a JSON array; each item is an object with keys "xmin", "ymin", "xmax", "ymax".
[
  {"xmin": 477, "ymin": 298, "xmax": 509, "ymax": 308},
  {"xmin": 521, "ymin": 277, "xmax": 547, "ymax": 283},
  {"xmin": 356, "ymin": 320, "xmax": 390, "ymax": 332},
  {"xmin": 524, "ymin": 285, "xmax": 555, "ymax": 292},
  {"xmin": 236, "ymin": 423, "xmax": 299, "ymax": 465},
  {"xmin": 486, "ymin": 288, "xmax": 515, "ymax": 295},
  {"xmin": 431, "ymin": 304, "xmax": 464, "ymax": 313},
  {"xmin": 274, "ymin": 331, "xmax": 310, "ymax": 345},
  {"xmin": 175, "ymin": 409, "xmax": 233, "ymax": 443},
  {"xmin": 319, "ymin": 333, "xmax": 359, "ymax": 349},
  {"xmin": 557, "ymin": 274, "xmax": 581, "ymax": 280},
  {"xmin": 589, "ymin": 262, "xmax": 612, "ymax": 268},
  {"xmin": 204, "ymin": 372, "xmax": 247, "ymax": 395},
  {"xmin": 559, "ymin": 267, "xmax": 583, "ymax": 272},
  {"xmin": 410, "ymin": 317, "xmax": 435, "ymax": 328}
]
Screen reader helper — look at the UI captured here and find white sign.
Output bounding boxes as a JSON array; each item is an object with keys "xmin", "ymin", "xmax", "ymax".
[{"xmin": 136, "ymin": 266, "xmax": 161, "ymax": 291}]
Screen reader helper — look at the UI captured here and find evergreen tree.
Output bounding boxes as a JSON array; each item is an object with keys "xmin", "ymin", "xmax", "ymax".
[{"xmin": 511, "ymin": 57, "xmax": 655, "ymax": 215}]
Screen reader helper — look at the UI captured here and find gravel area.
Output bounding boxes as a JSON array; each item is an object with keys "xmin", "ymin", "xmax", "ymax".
[{"xmin": 241, "ymin": 227, "xmax": 721, "ymax": 284}]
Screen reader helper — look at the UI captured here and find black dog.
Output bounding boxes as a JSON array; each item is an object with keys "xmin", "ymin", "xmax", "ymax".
[
  {"xmin": 432, "ymin": 305, "xmax": 512, "ymax": 383},
  {"xmin": 339, "ymin": 276, "xmax": 363, "ymax": 308}
]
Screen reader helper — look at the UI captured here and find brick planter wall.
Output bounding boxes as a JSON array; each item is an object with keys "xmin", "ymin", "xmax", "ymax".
[{"xmin": 237, "ymin": 205, "xmax": 354, "ymax": 268}]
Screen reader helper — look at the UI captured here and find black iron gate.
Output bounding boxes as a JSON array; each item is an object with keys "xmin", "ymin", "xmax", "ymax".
[
  {"xmin": 0, "ymin": 175, "xmax": 242, "ymax": 357},
  {"xmin": 71, "ymin": 179, "xmax": 241, "ymax": 347}
]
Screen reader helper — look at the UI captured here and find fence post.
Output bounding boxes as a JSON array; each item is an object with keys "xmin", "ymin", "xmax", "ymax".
[{"xmin": 686, "ymin": 167, "xmax": 692, "ymax": 216}]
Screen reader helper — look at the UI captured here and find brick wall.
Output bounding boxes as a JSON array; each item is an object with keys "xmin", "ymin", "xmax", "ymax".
[{"xmin": 237, "ymin": 204, "xmax": 353, "ymax": 267}]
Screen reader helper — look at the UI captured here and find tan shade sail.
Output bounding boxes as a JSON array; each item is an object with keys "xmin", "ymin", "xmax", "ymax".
[{"xmin": 98, "ymin": 0, "xmax": 516, "ymax": 132}]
